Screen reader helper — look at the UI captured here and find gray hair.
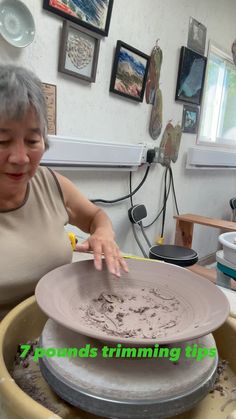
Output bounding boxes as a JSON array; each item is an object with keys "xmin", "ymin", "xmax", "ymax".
[{"xmin": 0, "ymin": 65, "xmax": 49, "ymax": 149}]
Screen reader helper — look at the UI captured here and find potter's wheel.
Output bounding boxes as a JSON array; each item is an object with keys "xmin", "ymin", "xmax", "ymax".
[{"xmin": 39, "ymin": 319, "xmax": 218, "ymax": 419}]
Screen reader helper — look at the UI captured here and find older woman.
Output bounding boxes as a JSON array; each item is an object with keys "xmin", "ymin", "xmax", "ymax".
[{"xmin": 0, "ymin": 65, "xmax": 128, "ymax": 319}]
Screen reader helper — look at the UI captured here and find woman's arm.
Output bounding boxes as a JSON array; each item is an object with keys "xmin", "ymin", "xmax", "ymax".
[{"xmin": 53, "ymin": 171, "xmax": 128, "ymax": 277}]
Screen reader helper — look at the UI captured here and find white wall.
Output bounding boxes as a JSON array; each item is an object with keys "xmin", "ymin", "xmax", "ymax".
[{"xmin": 1, "ymin": 0, "xmax": 236, "ymax": 257}]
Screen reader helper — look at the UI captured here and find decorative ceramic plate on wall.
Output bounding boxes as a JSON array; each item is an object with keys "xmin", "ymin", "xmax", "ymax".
[
  {"xmin": 35, "ymin": 259, "xmax": 230, "ymax": 345},
  {"xmin": 0, "ymin": 0, "xmax": 35, "ymax": 48}
]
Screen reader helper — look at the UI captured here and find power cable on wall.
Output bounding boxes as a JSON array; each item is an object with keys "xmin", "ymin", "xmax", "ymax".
[
  {"xmin": 129, "ymin": 171, "xmax": 134, "ymax": 207},
  {"xmin": 90, "ymin": 162, "xmax": 179, "ymax": 255},
  {"xmin": 143, "ymin": 167, "xmax": 172, "ymax": 228},
  {"xmin": 91, "ymin": 165, "xmax": 150, "ymax": 204},
  {"xmin": 160, "ymin": 167, "xmax": 169, "ymax": 238},
  {"xmin": 129, "ymin": 165, "xmax": 180, "ymax": 255},
  {"xmin": 129, "ymin": 172, "xmax": 149, "ymax": 257},
  {"xmin": 131, "ymin": 223, "xmax": 148, "ymax": 258},
  {"xmin": 169, "ymin": 166, "xmax": 179, "ymax": 215}
]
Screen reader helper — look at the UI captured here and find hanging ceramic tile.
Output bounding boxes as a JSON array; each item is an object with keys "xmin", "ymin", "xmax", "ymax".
[
  {"xmin": 149, "ymin": 87, "xmax": 162, "ymax": 140},
  {"xmin": 171, "ymin": 124, "xmax": 182, "ymax": 163},
  {"xmin": 158, "ymin": 122, "xmax": 175, "ymax": 167},
  {"xmin": 146, "ymin": 41, "xmax": 163, "ymax": 105}
]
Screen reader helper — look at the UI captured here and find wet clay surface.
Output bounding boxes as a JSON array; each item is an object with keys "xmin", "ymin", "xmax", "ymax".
[{"xmin": 79, "ymin": 288, "xmax": 182, "ymax": 339}]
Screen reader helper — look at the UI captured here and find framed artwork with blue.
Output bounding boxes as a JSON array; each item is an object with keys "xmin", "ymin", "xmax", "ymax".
[
  {"xmin": 175, "ymin": 46, "xmax": 207, "ymax": 105},
  {"xmin": 110, "ymin": 41, "xmax": 150, "ymax": 103},
  {"xmin": 182, "ymin": 104, "xmax": 199, "ymax": 133},
  {"xmin": 43, "ymin": 0, "xmax": 114, "ymax": 37}
]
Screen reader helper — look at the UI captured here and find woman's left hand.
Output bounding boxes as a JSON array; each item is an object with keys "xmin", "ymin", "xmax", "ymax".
[{"xmin": 75, "ymin": 230, "xmax": 129, "ymax": 278}]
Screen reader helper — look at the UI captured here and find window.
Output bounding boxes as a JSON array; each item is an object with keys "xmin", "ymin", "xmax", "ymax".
[{"xmin": 198, "ymin": 42, "xmax": 236, "ymax": 147}]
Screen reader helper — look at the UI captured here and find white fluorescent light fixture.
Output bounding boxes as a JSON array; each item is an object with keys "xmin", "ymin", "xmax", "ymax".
[
  {"xmin": 186, "ymin": 146, "xmax": 236, "ymax": 169},
  {"xmin": 41, "ymin": 135, "xmax": 147, "ymax": 171}
]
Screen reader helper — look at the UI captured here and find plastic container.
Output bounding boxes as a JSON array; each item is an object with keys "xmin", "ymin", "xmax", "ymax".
[{"xmin": 219, "ymin": 232, "xmax": 236, "ymax": 265}]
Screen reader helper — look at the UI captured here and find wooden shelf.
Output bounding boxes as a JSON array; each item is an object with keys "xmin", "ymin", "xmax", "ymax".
[
  {"xmin": 174, "ymin": 214, "xmax": 236, "ymax": 287},
  {"xmin": 174, "ymin": 213, "xmax": 236, "ymax": 248},
  {"xmin": 174, "ymin": 213, "xmax": 236, "ymax": 230}
]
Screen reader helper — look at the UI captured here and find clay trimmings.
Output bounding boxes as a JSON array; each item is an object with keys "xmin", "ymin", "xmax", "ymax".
[{"xmin": 79, "ymin": 288, "xmax": 182, "ymax": 339}]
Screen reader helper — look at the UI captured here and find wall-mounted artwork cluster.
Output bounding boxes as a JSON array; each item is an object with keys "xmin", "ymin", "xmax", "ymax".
[
  {"xmin": 175, "ymin": 17, "xmax": 207, "ymax": 134},
  {"xmin": 43, "ymin": 1, "xmax": 150, "ymax": 104},
  {"xmin": 43, "ymin": 0, "xmax": 113, "ymax": 84}
]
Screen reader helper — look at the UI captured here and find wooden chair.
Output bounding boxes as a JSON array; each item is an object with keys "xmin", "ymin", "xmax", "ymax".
[{"xmin": 174, "ymin": 214, "xmax": 236, "ymax": 288}]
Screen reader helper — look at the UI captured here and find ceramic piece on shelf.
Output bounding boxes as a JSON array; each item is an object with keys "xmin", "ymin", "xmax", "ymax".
[{"xmin": 0, "ymin": 0, "xmax": 35, "ymax": 48}]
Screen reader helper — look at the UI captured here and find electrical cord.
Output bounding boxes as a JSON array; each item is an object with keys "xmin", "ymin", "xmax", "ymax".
[
  {"xmin": 128, "ymin": 164, "xmax": 179, "ymax": 254},
  {"xmin": 91, "ymin": 165, "xmax": 150, "ymax": 204},
  {"xmin": 161, "ymin": 167, "xmax": 170, "ymax": 237},
  {"xmin": 129, "ymin": 171, "xmax": 134, "ymax": 206},
  {"xmin": 129, "ymin": 170, "xmax": 149, "ymax": 257},
  {"xmin": 131, "ymin": 223, "xmax": 148, "ymax": 258},
  {"xmin": 143, "ymin": 165, "xmax": 180, "ymax": 228},
  {"xmin": 143, "ymin": 167, "xmax": 172, "ymax": 228},
  {"xmin": 139, "ymin": 221, "xmax": 152, "ymax": 248},
  {"xmin": 169, "ymin": 166, "xmax": 179, "ymax": 215},
  {"xmin": 130, "ymin": 169, "xmax": 169, "ymax": 252}
]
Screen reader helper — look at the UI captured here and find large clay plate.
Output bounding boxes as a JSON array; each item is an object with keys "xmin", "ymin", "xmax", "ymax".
[{"xmin": 35, "ymin": 259, "xmax": 230, "ymax": 345}]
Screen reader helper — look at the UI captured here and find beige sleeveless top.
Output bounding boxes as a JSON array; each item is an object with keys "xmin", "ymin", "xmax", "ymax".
[{"xmin": 0, "ymin": 166, "xmax": 73, "ymax": 319}]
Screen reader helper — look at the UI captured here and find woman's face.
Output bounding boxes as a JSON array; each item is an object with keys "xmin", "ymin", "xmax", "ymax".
[{"xmin": 0, "ymin": 106, "xmax": 45, "ymax": 196}]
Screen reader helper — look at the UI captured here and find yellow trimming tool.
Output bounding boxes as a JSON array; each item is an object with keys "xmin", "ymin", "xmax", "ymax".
[{"xmin": 68, "ymin": 232, "xmax": 77, "ymax": 250}]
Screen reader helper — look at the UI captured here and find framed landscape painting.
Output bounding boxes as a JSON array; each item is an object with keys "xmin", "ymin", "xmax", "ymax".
[
  {"xmin": 43, "ymin": 0, "xmax": 114, "ymax": 36},
  {"xmin": 110, "ymin": 41, "xmax": 150, "ymax": 103}
]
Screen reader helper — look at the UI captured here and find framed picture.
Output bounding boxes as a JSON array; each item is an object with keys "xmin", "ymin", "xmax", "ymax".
[
  {"xmin": 58, "ymin": 20, "xmax": 101, "ymax": 83},
  {"xmin": 42, "ymin": 83, "xmax": 57, "ymax": 135},
  {"xmin": 182, "ymin": 104, "xmax": 199, "ymax": 133},
  {"xmin": 110, "ymin": 41, "xmax": 150, "ymax": 103},
  {"xmin": 187, "ymin": 17, "xmax": 207, "ymax": 55},
  {"xmin": 175, "ymin": 46, "xmax": 207, "ymax": 105},
  {"xmin": 43, "ymin": 0, "xmax": 113, "ymax": 37}
]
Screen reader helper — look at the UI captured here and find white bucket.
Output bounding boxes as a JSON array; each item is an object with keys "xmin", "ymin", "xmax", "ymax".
[{"xmin": 219, "ymin": 232, "xmax": 236, "ymax": 265}]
